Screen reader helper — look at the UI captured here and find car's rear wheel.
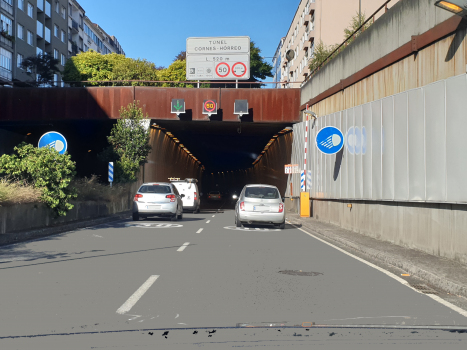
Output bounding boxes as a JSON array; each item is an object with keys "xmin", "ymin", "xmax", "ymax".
[
  {"xmin": 277, "ymin": 221, "xmax": 285, "ymax": 229},
  {"xmin": 236, "ymin": 215, "xmax": 243, "ymax": 228},
  {"xmin": 132, "ymin": 212, "xmax": 140, "ymax": 221},
  {"xmin": 177, "ymin": 211, "xmax": 183, "ymax": 220}
]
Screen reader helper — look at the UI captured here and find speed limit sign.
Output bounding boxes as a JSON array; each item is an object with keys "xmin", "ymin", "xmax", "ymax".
[
  {"xmin": 215, "ymin": 62, "xmax": 230, "ymax": 78},
  {"xmin": 203, "ymin": 99, "xmax": 217, "ymax": 115}
]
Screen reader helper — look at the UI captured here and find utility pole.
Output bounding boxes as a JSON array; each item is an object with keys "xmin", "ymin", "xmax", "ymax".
[{"xmin": 359, "ymin": 0, "xmax": 361, "ymax": 22}]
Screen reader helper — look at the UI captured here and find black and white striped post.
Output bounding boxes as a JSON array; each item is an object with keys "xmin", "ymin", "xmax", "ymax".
[{"xmin": 108, "ymin": 162, "xmax": 114, "ymax": 188}]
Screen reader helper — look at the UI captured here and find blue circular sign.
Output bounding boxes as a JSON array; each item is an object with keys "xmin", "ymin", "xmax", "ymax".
[
  {"xmin": 38, "ymin": 132, "xmax": 68, "ymax": 155},
  {"xmin": 316, "ymin": 126, "xmax": 344, "ymax": 155}
]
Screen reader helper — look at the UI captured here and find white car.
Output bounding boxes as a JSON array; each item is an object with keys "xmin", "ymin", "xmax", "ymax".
[
  {"xmin": 132, "ymin": 182, "xmax": 184, "ymax": 221},
  {"xmin": 171, "ymin": 178, "xmax": 201, "ymax": 213}
]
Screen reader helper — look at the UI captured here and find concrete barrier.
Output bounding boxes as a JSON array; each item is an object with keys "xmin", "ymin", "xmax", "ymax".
[{"xmin": 312, "ymin": 199, "xmax": 467, "ymax": 265}]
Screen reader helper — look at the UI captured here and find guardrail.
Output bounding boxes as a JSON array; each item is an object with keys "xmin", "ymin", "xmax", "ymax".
[{"xmin": 1, "ymin": 0, "xmax": 13, "ymax": 15}]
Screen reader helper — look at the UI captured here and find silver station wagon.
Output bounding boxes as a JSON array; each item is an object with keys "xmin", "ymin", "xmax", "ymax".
[
  {"xmin": 235, "ymin": 184, "xmax": 285, "ymax": 229},
  {"xmin": 132, "ymin": 182, "xmax": 184, "ymax": 221}
]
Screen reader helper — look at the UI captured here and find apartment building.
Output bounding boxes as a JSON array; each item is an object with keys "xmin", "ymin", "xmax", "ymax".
[
  {"xmin": 68, "ymin": 0, "xmax": 124, "ymax": 58},
  {"xmin": 279, "ymin": 0, "xmax": 388, "ymax": 88},
  {"xmin": 272, "ymin": 38, "xmax": 285, "ymax": 88},
  {"xmin": 0, "ymin": 0, "xmax": 69, "ymax": 86}
]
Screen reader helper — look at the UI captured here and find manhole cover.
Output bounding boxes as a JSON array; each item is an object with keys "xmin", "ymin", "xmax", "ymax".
[
  {"xmin": 279, "ymin": 270, "xmax": 323, "ymax": 277},
  {"xmin": 411, "ymin": 284, "xmax": 439, "ymax": 295}
]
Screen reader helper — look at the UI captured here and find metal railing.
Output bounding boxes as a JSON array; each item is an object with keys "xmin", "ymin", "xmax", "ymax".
[
  {"xmin": 0, "ymin": 33, "xmax": 13, "ymax": 48},
  {"xmin": 71, "ymin": 19, "xmax": 79, "ymax": 31},
  {"xmin": 1, "ymin": 0, "xmax": 13, "ymax": 15},
  {"xmin": 303, "ymin": 0, "xmax": 394, "ymax": 85},
  {"xmin": 0, "ymin": 66, "xmax": 12, "ymax": 81}
]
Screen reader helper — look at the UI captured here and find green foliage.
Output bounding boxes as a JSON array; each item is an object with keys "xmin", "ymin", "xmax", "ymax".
[
  {"xmin": 248, "ymin": 41, "xmax": 273, "ymax": 86},
  {"xmin": 106, "ymin": 102, "xmax": 152, "ymax": 182},
  {"xmin": 173, "ymin": 51, "xmax": 186, "ymax": 61},
  {"xmin": 20, "ymin": 53, "xmax": 61, "ymax": 87},
  {"xmin": 63, "ymin": 51, "xmax": 160, "ymax": 86},
  {"xmin": 308, "ymin": 41, "xmax": 339, "ymax": 72},
  {"xmin": 344, "ymin": 12, "xmax": 372, "ymax": 42},
  {"xmin": 0, "ymin": 143, "xmax": 77, "ymax": 216},
  {"xmin": 159, "ymin": 60, "xmax": 194, "ymax": 88}
]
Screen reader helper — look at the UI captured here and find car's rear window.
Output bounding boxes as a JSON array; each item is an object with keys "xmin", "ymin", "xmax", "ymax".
[
  {"xmin": 245, "ymin": 187, "xmax": 279, "ymax": 199},
  {"xmin": 138, "ymin": 185, "xmax": 172, "ymax": 194},
  {"xmin": 210, "ymin": 191, "xmax": 220, "ymax": 194}
]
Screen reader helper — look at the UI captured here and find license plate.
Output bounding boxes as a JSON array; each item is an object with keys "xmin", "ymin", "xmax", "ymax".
[{"xmin": 146, "ymin": 205, "xmax": 161, "ymax": 210}]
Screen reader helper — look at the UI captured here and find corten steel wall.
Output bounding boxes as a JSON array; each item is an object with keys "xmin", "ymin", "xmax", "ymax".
[
  {"xmin": 143, "ymin": 128, "xmax": 203, "ymax": 185},
  {"xmin": 0, "ymin": 87, "xmax": 301, "ymax": 122}
]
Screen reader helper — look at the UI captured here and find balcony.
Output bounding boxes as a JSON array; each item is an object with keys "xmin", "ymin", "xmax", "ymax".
[
  {"xmin": 303, "ymin": 41, "xmax": 310, "ymax": 51},
  {"xmin": 45, "ymin": 1, "xmax": 51, "ymax": 17},
  {"xmin": 0, "ymin": 33, "xmax": 13, "ymax": 49},
  {"xmin": 0, "ymin": 66, "xmax": 12, "ymax": 81},
  {"xmin": 304, "ymin": 14, "xmax": 311, "ymax": 26},
  {"xmin": 36, "ymin": 21, "xmax": 44, "ymax": 38},
  {"xmin": 37, "ymin": 0, "xmax": 44, "ymax": 12},
  {"xmin": 308, "ymin": 2, "xmax": 315, "ymax": 15},
  {"xmin": 71, "ymin": 19, "xmax": 79, "ymax": 33},
  {"xmin": 45, "ymin": 27, "xmax": 51, "ymax": 43},
  {"xmin": 71, "ymin": 42, "xmax": 78, "ymax": 55},
  {"xmin": 1, "ymin": 0, "xmax": 13, "ymax": 15}
]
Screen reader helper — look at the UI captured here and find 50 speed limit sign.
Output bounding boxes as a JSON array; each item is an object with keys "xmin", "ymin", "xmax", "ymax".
[{"xmin": 215, "ymin": 63, "xmax": 230, "ymax": 78}]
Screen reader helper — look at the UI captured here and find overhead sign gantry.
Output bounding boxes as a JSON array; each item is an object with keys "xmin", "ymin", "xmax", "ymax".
[{"xmin": 186, "ymin": 36, "xmax": 251, "ymax": 81}]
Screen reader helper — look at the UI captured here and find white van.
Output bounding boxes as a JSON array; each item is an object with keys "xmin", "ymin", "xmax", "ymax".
[{"xmin": 170, "ymin": 178, "xmax": 201, "ymax": 213}]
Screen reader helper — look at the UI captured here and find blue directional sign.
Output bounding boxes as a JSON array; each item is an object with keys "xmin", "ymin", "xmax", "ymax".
[
  {"xmin": 108, "ymin": 162, "xmax": 114, "ymax": 183},
  {"xmin": 38, "ymin": 132, "xmax": 68, "ymax": 155},
  {"xmin": 316, "ymin": 126, "xmax": 344, "ymax": 155}
]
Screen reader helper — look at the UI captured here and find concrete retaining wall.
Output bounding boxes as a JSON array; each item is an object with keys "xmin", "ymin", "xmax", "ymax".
[{"xmin": 311, "ymin": 199, "xmax": 467, "ymax": 264}]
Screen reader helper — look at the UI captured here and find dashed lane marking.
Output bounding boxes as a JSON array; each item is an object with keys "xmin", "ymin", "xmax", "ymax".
[
  {"xmin": 196, "ymin": 228, "xmax": 203, "ymax": 233},
  {"xmin": 177, "ymin": 242, "xmax": 190, "ymax": 252},
  {"xmin": 116, "ymin": 275, "xmax": 159, "ymax": 315},
  {"xmin": 223, "ymin": 226, "xmax": 280, "ymax": 232},
  {"xmin": 125, "ymin": 223, "xmax": 183, "ymax": 228},
  {"xmin": 206, "ymin": 220, "xmax": 211, "ymax": 224}
]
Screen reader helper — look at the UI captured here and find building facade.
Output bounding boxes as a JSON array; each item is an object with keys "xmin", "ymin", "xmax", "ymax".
[
  {"xmin": 279, "ymin": 0, "xmax": 390, "ymax": 88},
  {"xmin": 272, "ymin": 38, "xmax": 284, "ymax": 88},
  {"xmin": 0, "ymin": 0, "xmax": 124, "ymax": 87}
]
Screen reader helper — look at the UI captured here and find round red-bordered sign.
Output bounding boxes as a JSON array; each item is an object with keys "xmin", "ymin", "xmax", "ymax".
[
  {"xmin": 215, "ymin": 62, "xmax": 230, "ymax": 77},
  {"xmin": 232, "ymin": 62, "xmax": 247, "ymax": 78},
  {"xmin": 204, "ymin": 100, "xmax": 216, "ymax": 113}
]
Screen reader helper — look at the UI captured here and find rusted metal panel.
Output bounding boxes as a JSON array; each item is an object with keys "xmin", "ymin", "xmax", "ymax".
[{"xmin": 0, "ymin": 86, "xmax": 300, "ymax": 123}]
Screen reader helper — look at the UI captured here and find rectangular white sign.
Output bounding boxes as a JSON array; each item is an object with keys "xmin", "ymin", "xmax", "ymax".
[
  {"xmin": 186, "ymin": 36, "xmax": 250, "ymax": 55},
  {"xmin": 186, "ymin": 54, "xmax": 250, "ymax": 80}
]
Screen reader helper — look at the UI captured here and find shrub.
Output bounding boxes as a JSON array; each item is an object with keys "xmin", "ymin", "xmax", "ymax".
[
  {"xmin": 0, "ymin": 143, "xmax": 77, "ymax": 216},
  {"xmin": 0, "ymin": 179, "xmax": 41, "ymax": 205},
  {"xmin": 72, "ymin": 175, "xmax": 132, "ymax": 202}
]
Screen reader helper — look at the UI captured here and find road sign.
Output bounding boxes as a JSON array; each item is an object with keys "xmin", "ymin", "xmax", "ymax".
[
  {"xmin": 284, "ymin": 164, "xmax": 300, "ymax": 174},
  {"xmin": 316, "ymin": 126, "xmax": 344, "ymax": 155},
  {"xmin": 345, "ymin": 126, "xmax": 366, "ymax": 155},
  {"xmin": 234, "ymin": 100, "xmax": 248, "ymax": 116},
  {"xmin": 300, "ymin": 171, "xmax": 306, "ymax": 191},
  {"xmin": 108, "ymin": 162, "xmax": 114, "ymax": 184},
  {"xmin": 38, "ymin": 131, "xmax": 67, "ymax": 154},
  {"xmin": 186, "ymin": 36, "xmax": 250, "ymax": 81},
  {"xmin": 171, "ymin": 99, "xmax": 185, "ymax": 115},
  {"xmin": 203, "ymin": 99, "xmax": 217, "ymax": 115}
]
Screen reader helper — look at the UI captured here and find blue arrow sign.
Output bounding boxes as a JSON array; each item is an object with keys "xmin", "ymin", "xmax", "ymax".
[
  {"xmin": 38, "ymin": 132, "xmax": 68, "ymax": 155},
  {"xmin": 108, "ymin": 162, "xmax": 114, "ymax": 183},
  {"xmin": 316, "ymin": 126, "xmax": 344, "ymax": 155}
]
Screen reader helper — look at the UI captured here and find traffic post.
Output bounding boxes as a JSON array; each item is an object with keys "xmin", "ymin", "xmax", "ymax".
[{"xmin": 108, "ymin": 162, "xmax": 114, "ymax": 188}]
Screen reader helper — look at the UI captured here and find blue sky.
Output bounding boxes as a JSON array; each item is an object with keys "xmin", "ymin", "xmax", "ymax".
[{"xmin": 77, "ymin": 0, "xmax": 299, "ymax": 79}]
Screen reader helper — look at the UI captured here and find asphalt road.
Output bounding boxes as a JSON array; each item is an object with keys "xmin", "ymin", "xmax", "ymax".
[{"xmin": 1, "ymin": 200, "xmax": 467, "ymax": 349}]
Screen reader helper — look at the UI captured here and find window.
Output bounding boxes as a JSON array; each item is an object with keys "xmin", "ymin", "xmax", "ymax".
[
  {"xmin": 61, "ymin": 53, "xmax": 65, "ymax": 66},
  {"xmin": 1, "ymin": 14, "xmax": 12, "ymax": 35},
  {"xmin": 55, "ymin": 1, "xmax": 59, "ymax": 13},
  {"xmin": 18, "ymin": 0, "xmax": 24, "ymax": 11},
  {"xmin": 17, "ymin": 54, "xmax": 23, "ymax": 68},
  {"xmin": 245, "ymin": 187, "xmax": 279, "ymax": 199},
  {"xmin": 27, "ymin": 30, "xmax": 33, "ymax": 45},
  {"xmin": 61, "ymin": 30, "xmax": 65, "ymax": 42},
  {"xmin": 17, "ymin": 24, "xmax": 24, "ymax": 40},
  {"xmin": 0, "ymin": 47, "xmax": 12, "ymax": 72},
  {"xmin": 138, "ymin": 185, "xmax": 171, "ymax": 194},
  {"xmin": 53, "ymin": 74, "xmax": 58, "ymax": 86},
  {"xmin": 53, "ymin": 49, "xmax": 58, "ymax": 59},
  {"xmin": 61, "ymin": 6, "xmax": 66, "ymax": 19},
  {"xmin": 84, "ymin": 44, "xmax": 88, "ymax": 51},
  {"xmin": 68, "ymin": 4, "xmax": 72, "ymax": 16},
  {"xmin": 27, "ymin": 2, "xmax": 33, "ymax": 18},
  {"xmin": 54, "ymin": 24, "xmax": 58, "ymax": 37}
]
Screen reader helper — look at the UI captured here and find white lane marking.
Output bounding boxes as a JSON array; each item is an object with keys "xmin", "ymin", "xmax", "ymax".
[
  {"xmin": 177, "ymin": 242, "xmax": 190, "ymax": 252},
  {"xmin": 212, "ymin": 215, "xmax": 216, "ymax": 217},
  {"xmin": 292, "ymin": 224, "xmax": 467, "ymax": 318},
  {"xmin": 93, "ymin": 234, "xmax": 103, "ymax": 238},
  {"xmin": 175, "ymin": 314, "xmax": 179, "ymax": 319},
  {"xmin": 206, "ymin": 220, "xmax": 211, "ymax": 223},
  {"xmin": 116, "ymin": 275, "xmax": 159, "ymax": 315},
  {"xmin": 196, "ymin": 228, "xmax": 203, "ymax": 233}
]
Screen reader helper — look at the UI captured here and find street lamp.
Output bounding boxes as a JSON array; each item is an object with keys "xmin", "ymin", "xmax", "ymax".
[{"xmin": 435, "ymin": 1, "xmax": 467, "ymax": 16}]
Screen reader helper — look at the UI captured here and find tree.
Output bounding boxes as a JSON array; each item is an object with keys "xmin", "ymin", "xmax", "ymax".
[
  {"xmin": 248, "ymin": 41, "xmax": 273, "ymax": 86},
  {"xmin": 20, "ymin": 53, "xmax": 61, "ymax": 87},
  {"xmin": 105, "ymin": 102, "xmax": 152, "ymax": 182},
  {"xmin": 344, "ymin": 12, "xmax": 372, "ymax": 42},
  {"xmin": 173, "ymin": 51, "xmax": 186, "ymax": 61},
  {"xmin": 159, "ymin": 60, "xmax": 195, "ymax": 88},
  {"xmin": 63, "ymin": 50, "xmax": 161, "ymax": 86},
  {"xmin": 0, "ymin": 143, "xmax": 77, "ymax": 216}
]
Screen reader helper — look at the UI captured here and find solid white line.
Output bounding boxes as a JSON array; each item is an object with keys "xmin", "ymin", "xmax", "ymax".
[
  {"xmin": 206, "ymin": 220, "xmax": 211, "ymax": 223},
  {"xmin": 291, "ymin": 224, "xmax": 467, "ymax": 319},
  {"xmin": 177, "ymin": 242, "xmax": 190, "ymax": 252},
  {"xmin": 196, "ymin": 228, "xmax": 203, "ymax": 233},
  {"xmin": 116, "ymin": 275, "xmax": 159, "ymax": 315}
]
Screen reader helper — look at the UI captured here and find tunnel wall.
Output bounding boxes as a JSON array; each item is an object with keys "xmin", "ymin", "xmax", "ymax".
[{"xmin": 143, "ymin": 128, "xmax": 203, "ymax": 186}]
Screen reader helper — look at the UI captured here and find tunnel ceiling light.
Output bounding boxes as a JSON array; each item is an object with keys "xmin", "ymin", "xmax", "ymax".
[
  {"xmin": 88, "ymin": 150, "xmax": 92, "ymax": 152},
  {"xmin": 435, "ymin": 0, "xmax": 467, "ymax": 14},
  {"xmin": 273, "ymin": 135, "xmax": 278, "ymax": 138},
  {"xmin": 26, "ymin": 132, "xmax": 32, "ymax": 136}
]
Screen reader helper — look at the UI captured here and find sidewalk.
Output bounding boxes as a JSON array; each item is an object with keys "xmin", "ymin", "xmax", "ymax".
[{"xmin": 286, "ymin": 214, "xmax": 467, "ymax": 298}]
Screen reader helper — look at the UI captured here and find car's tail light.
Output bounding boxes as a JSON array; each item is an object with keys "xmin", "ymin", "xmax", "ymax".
[
  {"xmin": 208, "ymin": 195, "xmax": 211, "ymax": 198},
  {"xmin": 134, "ymin": 194, "xmax": 143, "ymax": 201},
  {"xmin": 240, "ymin": 201, "xmax": 245, "ymax": 211},
  {"xmin": 166, "ymin": 194, "xmax": 176, "ymax": 202},
  {"xmin": 194, "ymin": 192, "xmax": 197, "ymax": 200},
  {"xmin": 279, "ymin": 203, "xmax": 284, "ymax": 213}
]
